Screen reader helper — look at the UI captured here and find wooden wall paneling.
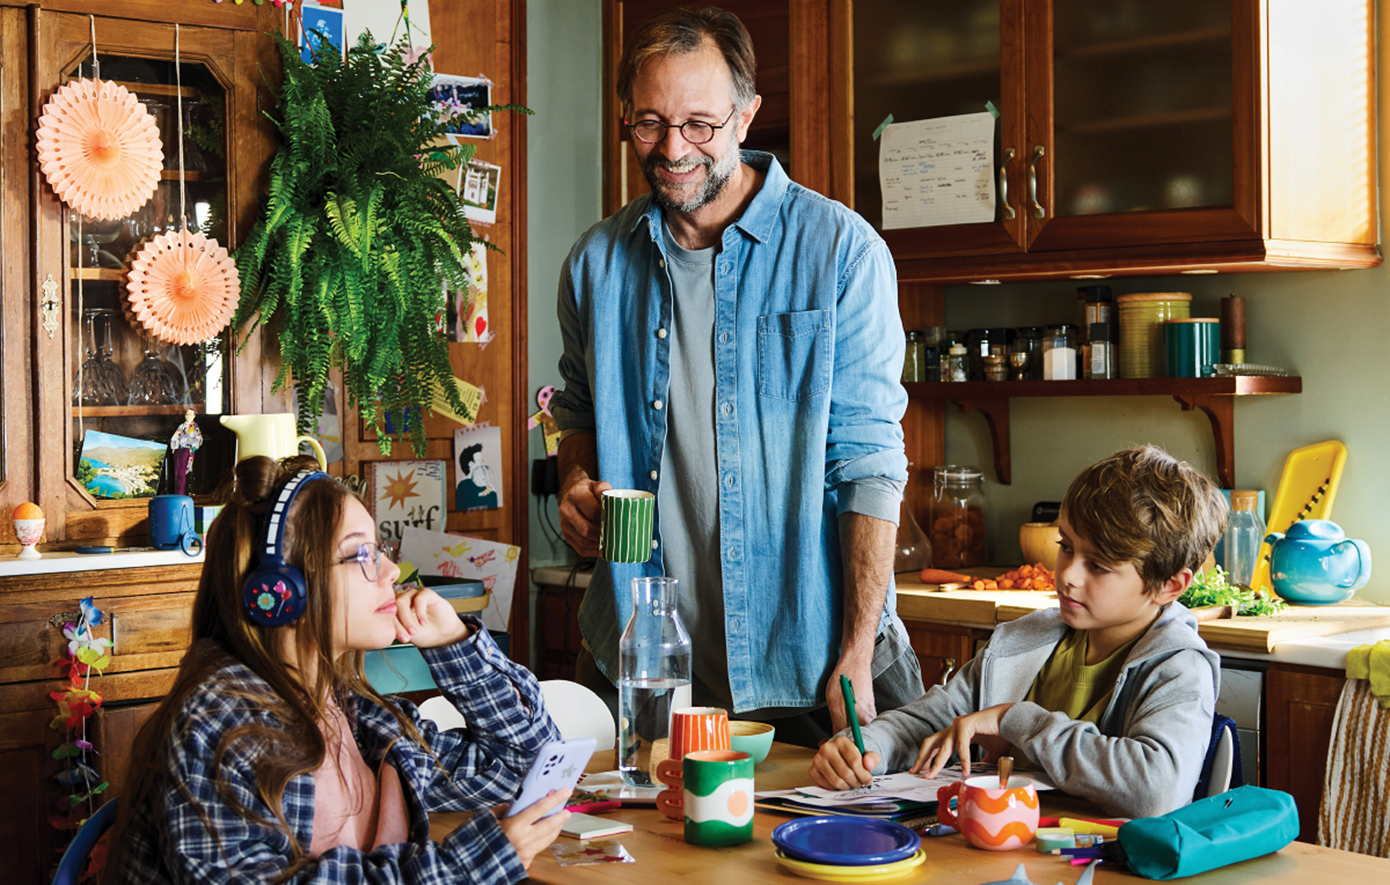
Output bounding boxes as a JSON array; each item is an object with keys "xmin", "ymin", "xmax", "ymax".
[
  {"xmin": 827, "ymin": 0, "xmax": 851, "ymax": 205},
  {"xmin": 788, "ymin": 0, "xmax": 829, "ymax": 195},
  {"xmin": 897, "ymin": 283, "xmax": 944, "ymax": 529},
  {"xmin": 0, "ymin": 7, "xmax": 34, "ymax": 540}
]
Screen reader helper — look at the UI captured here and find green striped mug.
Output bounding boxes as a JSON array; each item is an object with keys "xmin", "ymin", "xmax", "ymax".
[
  {"xmin": 682, "ymin": 749, "xmax": 754, "ymax": 846},
  {"xmin": 600, "ymin": 490, "xmax": 655, "ymax": 563}
]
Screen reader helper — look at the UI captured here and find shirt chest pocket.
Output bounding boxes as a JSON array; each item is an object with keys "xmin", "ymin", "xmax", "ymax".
[{"xmin": 757, "ymin": 310, "xmax": 831, "ymax": 402}]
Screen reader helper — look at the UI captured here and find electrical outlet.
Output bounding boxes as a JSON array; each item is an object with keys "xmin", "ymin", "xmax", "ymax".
[{"xmin": 532, "ymin": 457, "xmax": 560, "ymax": 496}]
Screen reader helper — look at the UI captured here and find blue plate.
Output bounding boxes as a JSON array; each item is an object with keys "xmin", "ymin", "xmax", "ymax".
[{"xmin": 772, "ymin": 817, "xmax": 922, "ymax": 867}]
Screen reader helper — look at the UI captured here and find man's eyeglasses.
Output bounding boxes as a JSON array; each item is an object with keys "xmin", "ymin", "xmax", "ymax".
[
  {"xmin": 335, "ymin": 542, "xmax": 388, "ymax": 582},
  {"xmin": 627, "ymin": 107, "xmax": 737, "ymax": 145}
]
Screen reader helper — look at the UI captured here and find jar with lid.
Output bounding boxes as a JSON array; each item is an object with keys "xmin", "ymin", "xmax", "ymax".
[
  {"xmin": 930, "ymin": 466, "xmax": 987, "ymax": 569},
  {"xmin": 982, "ymin": 353, "xmax": 1007, "ymax": 381},
  {"xmin": 965, "ymin": 329, "xmax": 991, "ymax": 381},
  {"xmin": 938, "ymin": 331, "xmax": 964, "ymax": 381},
  {"xmin": 1041, "ymin": 324, "xmax": 1078, "ymax": 380},
  {"xmin": 1011, "ymin": 326, "xmax": 1043, "ymax": 380},
  {"xmin": 945, "ymin": 343, "xmax": 969, "ymax": 382},
  {"xmin": 1086, "ymin": 321, "xmax": 1114, "ymax": 379},
  {"xmin": 902, "ymin": 331, "xmax": 925, "ymax": 382}
]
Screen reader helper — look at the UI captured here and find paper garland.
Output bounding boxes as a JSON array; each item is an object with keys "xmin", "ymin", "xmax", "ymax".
[
  {"xmin": 126, "ymin": 230, "xmax": 241, "ymax": 345},
  {"xmin": 36, "ymin": 78, "xmax": 162, "ymax": 220}
]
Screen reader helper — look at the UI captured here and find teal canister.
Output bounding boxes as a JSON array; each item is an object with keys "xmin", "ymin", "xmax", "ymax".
[{"xmin": 1163, "ymin": 318, "xmax": 1220, "ymax": 378}]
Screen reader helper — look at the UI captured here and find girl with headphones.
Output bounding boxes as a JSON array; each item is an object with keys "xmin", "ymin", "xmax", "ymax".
[{"xmin": 107, "ymin": 455, "xmax": 568, "ymax": 883}]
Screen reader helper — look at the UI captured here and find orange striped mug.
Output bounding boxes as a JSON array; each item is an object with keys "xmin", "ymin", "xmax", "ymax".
[
  {"xmin": 656, "ymin": 707, "xmax": 730, "ymax": 819},
  {"xmin": 937, "ymin": 775, "xmax": 1040, "ymax": 850}
]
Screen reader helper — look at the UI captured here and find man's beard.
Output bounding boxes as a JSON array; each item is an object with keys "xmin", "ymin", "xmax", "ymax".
[{"xmin": 640, "ymin": 131, "xmax": 740, "ymax": 214}]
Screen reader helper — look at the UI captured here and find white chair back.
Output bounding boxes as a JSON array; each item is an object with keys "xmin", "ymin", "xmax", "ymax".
[
  {"xmin": 1205, "ymin": 724, "xmax": 1235, "ymax": 798},
  {"xmin": 419, "ymin": 695, "xmax": 469, "ymax": 731},
  {"xmin": 540, "ymin": 679, "xmax": 617, "ymax": 751}
]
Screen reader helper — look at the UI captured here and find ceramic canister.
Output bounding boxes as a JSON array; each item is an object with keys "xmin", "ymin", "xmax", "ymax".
[
  {"xmin": 1118, "ymin": 292, "xmax": 1192, "ymax": 378},
  {"xmin": 682, "ymin": 749, "xmax": 754, "ymax": 847}
]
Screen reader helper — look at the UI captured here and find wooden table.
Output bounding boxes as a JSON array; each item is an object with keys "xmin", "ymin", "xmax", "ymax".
[{"xmin": 431, "ymin": 743, "xmax": 1389, "ymax": 883}]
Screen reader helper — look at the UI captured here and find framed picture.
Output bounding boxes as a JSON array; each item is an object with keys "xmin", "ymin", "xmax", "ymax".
[
  {"xmin": 77, "ymin": 430, "xmax": 166, "ymax": 499},
  {"xmin": 428, "ymin": 74, "xmax": 493, "ymax": 139},
  {"xmin": 453, "ymin": 424, "xmax": 503, "ymax": 511},
  {"xmin": 363, "ymin": 460, "xmax": 448, "ymax": 544},
  {"xmin": 300, "ymin": 5, "xmax": 344, "ymax": 64},
  {"xmin": 460, "ymin": 159, "xmax": 502, "ymax": 225}
]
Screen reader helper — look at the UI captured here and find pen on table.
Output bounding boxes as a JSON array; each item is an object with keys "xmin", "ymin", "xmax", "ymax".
[
  {"xmin": 75, "ymin": 546, "xmax": 156, "ymax": 554},
  {"xmin": 839, "ymin": 674, "xmax": 867, "ymax": 756}
]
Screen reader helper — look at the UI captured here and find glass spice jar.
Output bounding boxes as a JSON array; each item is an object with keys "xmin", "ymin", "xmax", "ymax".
[
  {"xmin": 902, "ymin": 331, "xmax": 925, "ymax": 382},
  {"xmin": 931, "ymin": 466, "xmax": 987, "ymax": 569}
]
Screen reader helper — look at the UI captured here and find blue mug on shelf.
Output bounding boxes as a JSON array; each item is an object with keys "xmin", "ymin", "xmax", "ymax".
[{"xmin": 148, "ymin": 494, "xmax": 199, "ymax": 555}]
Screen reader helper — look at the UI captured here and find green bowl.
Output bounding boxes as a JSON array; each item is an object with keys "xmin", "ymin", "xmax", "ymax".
[{"xmin": 728, "ymin": 720, "xmax": 775, "ymax": 764}]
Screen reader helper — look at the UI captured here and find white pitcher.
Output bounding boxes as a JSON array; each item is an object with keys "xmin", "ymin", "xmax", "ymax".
[{"xmin": 219, "ymin": 413, "xmax": 327, "ymax": 469}]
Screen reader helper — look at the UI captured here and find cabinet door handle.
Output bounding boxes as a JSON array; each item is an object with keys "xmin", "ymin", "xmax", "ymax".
[
  {"xmin": 999, "ymin": 148, "xmax": 1016, "ymax": 221},
  {"xmin": 939, "ymin": 657, "xmax": 957, "ymax": 685},
  {"xmin": 1028, "ymin": 145, "xmax": 1046, "ymax": 219}
]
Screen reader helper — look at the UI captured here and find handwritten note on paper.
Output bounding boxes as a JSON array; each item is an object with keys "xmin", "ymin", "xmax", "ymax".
[{"xmin": 879, "ymin": 112, "xmax": 996, "ymax": 229}]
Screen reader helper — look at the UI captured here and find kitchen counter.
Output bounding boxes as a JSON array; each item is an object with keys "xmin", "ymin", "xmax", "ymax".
[{"xmin": 0, "ymin": 547, "xmax": 204, "ymax": 578}]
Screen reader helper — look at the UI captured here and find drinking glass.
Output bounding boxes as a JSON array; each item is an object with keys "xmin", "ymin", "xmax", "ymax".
[
  {"xmin": 74, "ymin": 310, "xmax": 107, "ymax": 406},
  {"xmin": 96, "ymin": 310, "xmax": 129, "ymax": 405},
  {"xmin": 128, "ymin": 335, "xmax": 181, "ymax": 405}
]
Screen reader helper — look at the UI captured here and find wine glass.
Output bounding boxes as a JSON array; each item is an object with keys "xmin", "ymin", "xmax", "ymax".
[
  {"xmin": 96, "ymin": 310, "xmax": 129, "ymax": 405},
  {"xmin": 128, "ymin": 335, "xmax": 181, "ymax": 405},
  {"xmin": 74, "ymin": 310, "xmax": 106, "ymax": 406}
]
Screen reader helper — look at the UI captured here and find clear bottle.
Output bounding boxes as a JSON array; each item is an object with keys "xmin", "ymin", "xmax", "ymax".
[
  {"xmin": 1042, "ymin": 325, "xmax": 1077, "ymax": 380},
  {"xmin": 894, "ymin": 470, "xmax": 933, "ymax": 573},
  {"xmin": 930, "ymin": 466, "xmax": 987, "ymax": 569},
  {"xmin": 902, "ymin": 331, "xmax": 924, "ymax": 382},
  {"xmin": 618, "ymin": 577, "xmax": 692, "ymax": 786},
  {"xmin": 1223, "ymin": 491, "xmax": 1265, "ymax": 588},
  {"xmin": 946, "ymin": 343, "xmax": 969, "ymax": 382},
  {"xmin": 1086, "ymin": 321, "xmax": 1114, "ymax": 379}
]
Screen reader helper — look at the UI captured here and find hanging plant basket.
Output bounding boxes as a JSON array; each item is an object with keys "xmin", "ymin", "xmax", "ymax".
[
  {"xmin": 127, "ymin": 230, "xmax": 240, "ymax": 346},
  {"xmin": 36, "ymin": 78, "xmax": 162, "ymax": 220}
]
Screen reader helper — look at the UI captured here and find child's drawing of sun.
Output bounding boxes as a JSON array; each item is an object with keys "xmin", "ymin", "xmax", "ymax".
[{"xmin": 383, "ymin": 469, "xmax": 420, "ymax": 510}]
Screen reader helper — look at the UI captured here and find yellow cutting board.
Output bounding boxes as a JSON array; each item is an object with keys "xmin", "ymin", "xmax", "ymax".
[{"xmin": 1252, "ymin": 440, "xmax": 1347, "ymax": 593}]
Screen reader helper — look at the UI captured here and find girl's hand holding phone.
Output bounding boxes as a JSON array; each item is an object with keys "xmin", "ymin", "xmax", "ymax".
[
  {"xmin": 393, "ymin": 586, "xmax": 471, "ymax": 647},
  {"xmin": 496, "ymin": 788, "xmax": 572, "ymax": 870}
]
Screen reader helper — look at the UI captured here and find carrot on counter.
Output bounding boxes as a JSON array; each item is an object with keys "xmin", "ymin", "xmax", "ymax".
[{"xmin": 918, "ymin": 567, "xmax": 975, "ymax": 584}]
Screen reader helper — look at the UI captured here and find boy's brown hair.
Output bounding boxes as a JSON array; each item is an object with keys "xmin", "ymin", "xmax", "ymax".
[{"xmin": 1061, "ymin": 445, "xmax": 1228, "ymax": 594}]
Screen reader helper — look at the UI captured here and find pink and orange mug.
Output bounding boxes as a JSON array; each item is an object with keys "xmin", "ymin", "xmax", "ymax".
[
  {"xmin": 656, "ymin": 706, "xmax": 730, "ymax": 820},
  {"xmin": 937, "ymin": 775, "xmax": 1040, "ymax": 850}
]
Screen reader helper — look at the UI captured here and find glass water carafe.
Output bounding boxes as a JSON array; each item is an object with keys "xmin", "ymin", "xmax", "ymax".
[{"xmin": 617, "ymin": 576, "xmax": 691, "ymax": 786}]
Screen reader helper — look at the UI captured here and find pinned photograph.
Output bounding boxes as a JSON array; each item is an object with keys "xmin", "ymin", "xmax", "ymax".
[
  {"xmin": 428, "ymin": 74, "xmax": 493, "ymax": 140},
  {"xmin": 452, "ymin": 242, "xmax": 489, "ymax": 342},
  {"xmin": 364, "ymin": 460, "xmax": 447, "ymax": 544},
  {"xmin": 299, "ymin": 5, "xmax": 345, "ymax": 65},
  {"xmin": 77, "ymin": 430, "xmax": 167, "ymax": 499},
  {"xmin": 454, "ymin": 424, "xmax": 503, "ymax": 512},
  {"xmin": 459, "ymin": 160, "xmax": 501, "ymax": 225}
]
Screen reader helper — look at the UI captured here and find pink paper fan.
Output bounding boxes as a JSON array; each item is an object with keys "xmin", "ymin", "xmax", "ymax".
[
  {"xmin": 36, "ymin": 78, "xmax": 162, "ymax": 220},
  {"xmin": 126, "ymin": 230, "xmax": 240, "ymax": 346}
]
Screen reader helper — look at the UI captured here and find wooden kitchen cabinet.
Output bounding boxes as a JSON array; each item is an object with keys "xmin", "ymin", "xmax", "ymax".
[
  {"xmin": 1264, "ymin": 663, "xmax": 1345, "ymax": 844},
  {"xmin": 900, "ymin": 619, "xmax": 990, "ymax": 687},
  {"xmin": 830, "ymin": 0, "xmax": 1378, "ymax": 283}
]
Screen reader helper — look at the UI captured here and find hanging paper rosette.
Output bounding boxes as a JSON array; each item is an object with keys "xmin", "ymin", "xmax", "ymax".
[
  {"xmin": 126, "ymin": 230, "xmax": 240, "ymax": 345},
  {"xmin": 36, "ymin": 78, "xmax": 163, "ymax": 221}
]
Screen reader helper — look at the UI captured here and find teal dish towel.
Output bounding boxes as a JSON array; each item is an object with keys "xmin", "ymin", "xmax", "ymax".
[{"xmin": 1119, "ymin": 786, "xmax": 1299, "ymax": 880}]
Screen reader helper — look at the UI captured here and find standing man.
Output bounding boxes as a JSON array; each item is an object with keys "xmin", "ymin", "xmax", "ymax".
[{"xmin": 550, "ymin": 6, "xmax": 921, "ymax": 744}]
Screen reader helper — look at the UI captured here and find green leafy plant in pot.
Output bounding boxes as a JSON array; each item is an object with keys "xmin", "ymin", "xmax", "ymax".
[{"xmin": 233, "ymin": 33, "xmax": 528, "ymax": 455}]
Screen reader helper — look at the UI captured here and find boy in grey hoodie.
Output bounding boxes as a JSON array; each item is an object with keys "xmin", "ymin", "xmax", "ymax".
[{"xmin": 810, "ymin": 445, "xmax": 1227, "ymax": 818}]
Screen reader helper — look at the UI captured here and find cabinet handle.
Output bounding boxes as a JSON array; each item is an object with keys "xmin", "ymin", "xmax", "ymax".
[
  {"xmin": 1028, "ymin": 145, "xmax": 1046, "ymax": 219},
  {"xmin": 999, "ymin": 148, "xmax": 1016, "ymax": 221},
  {"xmin": 41, "ymin": 273, "xmax": 60, "ymax": 339},
  {"xmin": 939, "ymin": 657, "xmax": 957, "ymax": 685}
]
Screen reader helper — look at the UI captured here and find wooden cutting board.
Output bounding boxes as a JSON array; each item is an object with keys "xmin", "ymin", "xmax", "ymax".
[{"xmin": 1191, "ymin": 600, "xmax": 1390, "ymax": 653}]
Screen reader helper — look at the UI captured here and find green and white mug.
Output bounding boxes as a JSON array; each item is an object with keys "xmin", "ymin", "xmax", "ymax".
[
  {"xmin": 600, "ymin": 489, "xmax": 656, "ymax": 563},
  {"xmin": 682, "ymin": 749, "xmax": 754, "ymax": 847}
]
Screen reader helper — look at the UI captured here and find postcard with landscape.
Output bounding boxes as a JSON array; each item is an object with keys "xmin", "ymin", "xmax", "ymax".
[{"xmin": 77, "ymin": 430, "xmax": 167, "ymax": 499}]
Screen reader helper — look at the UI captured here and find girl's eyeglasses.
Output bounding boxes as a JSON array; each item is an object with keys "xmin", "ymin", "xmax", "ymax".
[{"xmin": 335, "ymin": 542, "xmax": 388, "ymax": 582}]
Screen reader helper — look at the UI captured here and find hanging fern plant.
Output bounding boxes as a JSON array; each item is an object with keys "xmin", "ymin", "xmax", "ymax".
[{"xmin": 234, "ymin": 33, "xmax": 523, "ymax": 455}]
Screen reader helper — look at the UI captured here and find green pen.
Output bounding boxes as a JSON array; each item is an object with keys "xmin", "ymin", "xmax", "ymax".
[{"xmin": 840, "ymin": 673, "xmax": 866, "ymax": 756}]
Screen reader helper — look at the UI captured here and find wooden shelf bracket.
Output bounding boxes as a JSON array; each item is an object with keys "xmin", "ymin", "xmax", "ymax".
[
  {"xmin": 1173, "ymin": 392, "xmax": 1235, "ymax": 487},
  {"xmin": 948, "ymin": 395, "xmax": 1012, "ymax": 485}
]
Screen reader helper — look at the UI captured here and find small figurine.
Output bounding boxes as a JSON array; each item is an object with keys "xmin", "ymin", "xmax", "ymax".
[{"xmin": 169, "ymin": 410, "xmax": 203, "ymax": 496}]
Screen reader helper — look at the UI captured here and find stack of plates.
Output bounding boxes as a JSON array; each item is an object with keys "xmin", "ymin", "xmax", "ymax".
[
  {"xmin": 1117, "ymin": 292, "xmax": 1191, "ymax": 378},
  {"xmin": 771, "ymin": 817, "xmax": 925, "ymax": 882}
]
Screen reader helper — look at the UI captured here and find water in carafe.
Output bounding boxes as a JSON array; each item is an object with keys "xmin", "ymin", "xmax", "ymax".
[{"xmin": 618, "ymin": 577, "xmax": 691, "ymax": 785}]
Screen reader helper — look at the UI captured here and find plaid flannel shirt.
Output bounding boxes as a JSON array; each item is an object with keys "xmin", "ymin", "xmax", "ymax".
[{"xmin": 115, "ymin": 619, "xmax": 561, "ymax": 884}]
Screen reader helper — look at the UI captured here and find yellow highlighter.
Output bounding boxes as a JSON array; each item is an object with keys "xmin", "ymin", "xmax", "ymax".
[{"xmin": 1059, "ymin": 817, "xmax": 1120, "ymax": 837}]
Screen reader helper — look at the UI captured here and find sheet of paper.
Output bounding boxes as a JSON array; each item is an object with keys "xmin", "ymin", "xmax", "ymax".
[
  {"xmin": 879, "ymin": 112, "xmax": 996, "ymax": 230},
  {"xmin": 399, "ymin": 526, "xmax": 520, "ymax": 633},
  {"xmin": 793, "ymin": 764, "xmax": 1056, "ymax": 806}
]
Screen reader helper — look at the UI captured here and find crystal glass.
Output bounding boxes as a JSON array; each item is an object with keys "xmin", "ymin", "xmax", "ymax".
[
  {"xmin": 97, "ymin": 310, "xmax": 129, "ymax": 404},
  {"xmin": 74, "ymin": 310, "xmax": 106, "ymax": 406},
  {"xmin": 128, "ymin": 336, "xmax": 181, "ymax": 405}
]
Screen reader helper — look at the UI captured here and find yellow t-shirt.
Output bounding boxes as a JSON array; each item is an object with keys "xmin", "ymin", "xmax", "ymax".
[{"xmin": 1009, "ymin": 628, "xmax": 1142, "ymax": 768}]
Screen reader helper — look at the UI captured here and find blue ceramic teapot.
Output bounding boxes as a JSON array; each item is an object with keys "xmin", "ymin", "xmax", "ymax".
[{"xmin": 1264, "ymin": 519, "xmax": 1371, "ymax": 605}]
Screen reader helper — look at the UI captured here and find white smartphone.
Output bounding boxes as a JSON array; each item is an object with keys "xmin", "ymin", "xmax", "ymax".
[{"xmin": 504, "ymin": 736, "xmax": 596, "ymax": 818}]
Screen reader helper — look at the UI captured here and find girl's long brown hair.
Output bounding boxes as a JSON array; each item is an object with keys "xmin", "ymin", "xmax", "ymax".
[{"xmin": 105, "ymin": 456, "xmax": 429, "ymax": 882}]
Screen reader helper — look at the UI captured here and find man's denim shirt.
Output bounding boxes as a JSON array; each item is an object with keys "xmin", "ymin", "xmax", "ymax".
[{"xmin": 551, "ymin": 152, "xmax": 908, "ymax": 712}]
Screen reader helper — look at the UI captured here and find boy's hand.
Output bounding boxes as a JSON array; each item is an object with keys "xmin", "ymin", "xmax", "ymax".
[
  {"xmin": 394, "ymin": 586, "xmax": 471, "ymax": 647},
  {"xmin": 495, "ymin": 788, "xmax": 572, "ymax": 870},
  {"xmin": 910, "ymin": 703, "xmax": 1014, "ymax": 778},
  {"xmin": 809, "ymin": 736, "xmax": 881, "ymax": 790}
]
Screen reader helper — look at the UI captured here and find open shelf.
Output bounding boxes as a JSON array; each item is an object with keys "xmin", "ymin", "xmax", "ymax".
[
  {"xmin": 905, "ymin": 376, "xmax": 1302, "ymax": 487},
  {"xmin": 71, "ymin": 268, "xmax": 125, "ymax": 281},
  {"xmin": 1057, "ymin": 26, "xmax": 1231, "ymax": 61},
  {"xmin": 72, "ymin": 403, "xmax": 205, "ymax": 418},
  {"xmin": 106, "ymin": 79, "xmax": 201, "ymax": 100},
  {"xmin": 1060, "ymin": 105, "xmax": 1231, "ymax": 136}
]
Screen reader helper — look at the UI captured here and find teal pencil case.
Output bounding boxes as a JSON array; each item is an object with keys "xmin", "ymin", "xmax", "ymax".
[{"xmin": 1118, "ymin": 786, "xmax": 1299, "ymax": 880}]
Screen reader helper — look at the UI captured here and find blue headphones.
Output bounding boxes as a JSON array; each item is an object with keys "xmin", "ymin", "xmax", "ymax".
[{"xmin": 242, "ymin": 470, "xmax": 331, "ymax": 627}]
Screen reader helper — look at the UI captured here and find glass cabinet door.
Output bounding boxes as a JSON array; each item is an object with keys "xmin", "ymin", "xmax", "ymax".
[
  {"xmin": 49, "ymin": 21, "xmax": 238, "ymax": 511},
  {"xmin": 848, "ymin": 0, "xmax": 1026, "ymax": 259}
]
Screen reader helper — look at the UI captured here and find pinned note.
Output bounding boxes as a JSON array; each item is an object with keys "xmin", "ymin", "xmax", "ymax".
[{"xmin": 879, "ymin": 112, "xmax": 996, "ymax": 229}]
